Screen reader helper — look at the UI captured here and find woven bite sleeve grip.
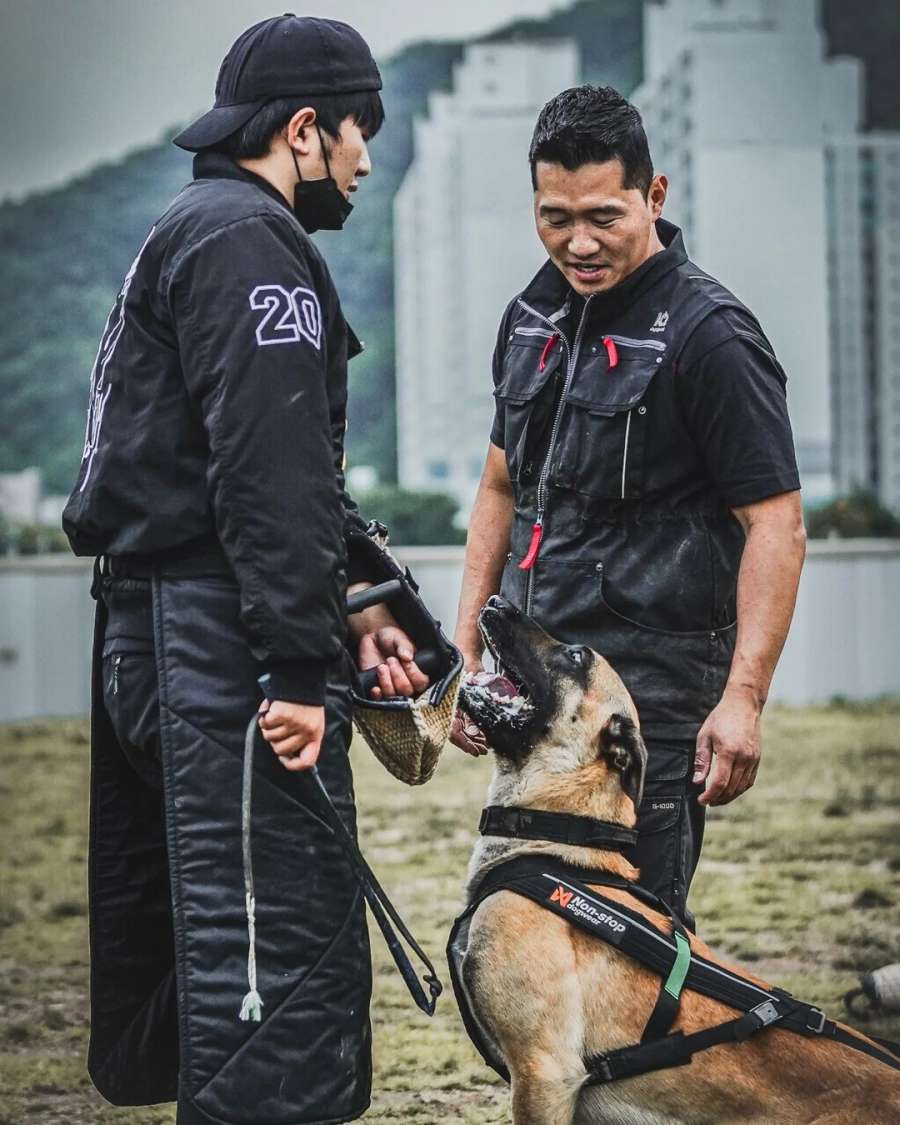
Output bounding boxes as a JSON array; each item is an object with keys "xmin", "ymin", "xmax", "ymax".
[{"xmin": 344, "ymin": 522, "xmax": 463, "ymax": 784}]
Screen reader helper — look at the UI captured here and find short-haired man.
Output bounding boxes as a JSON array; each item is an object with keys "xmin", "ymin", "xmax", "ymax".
[
  {"xmin": 63, "ymin": 17, "xmax": 427, "ymax": 1125},
  {"xmin": 452, "ymin": 86, "xmax": 806, "ymax": 926}
]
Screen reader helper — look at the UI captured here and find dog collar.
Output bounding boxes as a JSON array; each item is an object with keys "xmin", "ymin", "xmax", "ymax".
[{"xmin": 479, "ymin": 806, "xmax": 638, "ymax": 850}]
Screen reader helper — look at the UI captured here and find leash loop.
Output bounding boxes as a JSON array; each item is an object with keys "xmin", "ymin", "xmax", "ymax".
[
  {"xmin": 306, "ymin": 763, "xmax": 443, "ymax": 1016},
  {"xmin": 239, "ymin": 712, "xmax": 442, "ymax": 1022}
]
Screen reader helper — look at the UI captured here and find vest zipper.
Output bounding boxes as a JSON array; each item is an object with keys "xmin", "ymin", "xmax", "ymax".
[
  {"xmin": 621, "ymin": 409, "xmax": 633, "ymax": 500},
  {"xmin": 516, "ymin": 295, "xmax": 594, "ymax": 614}
]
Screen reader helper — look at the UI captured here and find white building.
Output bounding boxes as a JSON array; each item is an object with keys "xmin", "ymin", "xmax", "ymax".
[
  {"xmin": 633, "ymin": 0, "xmax": 862, "ymax": 503},
  {"xmin": 827, "ymin": 134, "xmax": 900, "ymax": 512},
  {"xmin": 394, "ymin": 42, "xmax": 579, "ymax": 516},
  {"xmin": 0, "ymin": 467, "xmax": 41, "ymax": 523}
]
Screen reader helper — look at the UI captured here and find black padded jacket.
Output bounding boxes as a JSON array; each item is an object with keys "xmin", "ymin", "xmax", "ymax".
[{"xmin": 63, "ymin": 152, "xmax": 366, "ymax": 704}]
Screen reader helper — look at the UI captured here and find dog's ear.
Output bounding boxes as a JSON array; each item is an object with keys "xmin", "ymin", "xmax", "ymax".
[
  {"xmin": 599, "ymin": 713, "xmax": 647, "ymax": 806},
  {"xmin": 599, "ymin": 713, "xmax": 640, "ymax": 769}
]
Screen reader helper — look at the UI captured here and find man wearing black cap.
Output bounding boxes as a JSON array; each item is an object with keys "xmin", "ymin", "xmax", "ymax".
[{"xmin": 63, "ymin": 15, "xmax": 424, "ymax": 1124}]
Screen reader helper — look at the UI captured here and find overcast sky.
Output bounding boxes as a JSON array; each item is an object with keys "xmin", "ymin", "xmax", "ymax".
[{"xmin": 1, "ymin": 0, "xmax": 563, "ymax": 202}]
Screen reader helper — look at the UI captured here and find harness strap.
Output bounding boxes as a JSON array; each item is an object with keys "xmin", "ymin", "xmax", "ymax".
[
  {"xmin": 472, "ymin": 863, "xmax": 900, "ymax": 1080},
  {"xmin": 641, "ymin": 929, "xmax": 691, "ymax": 1043},
  {"xmin": 587, "ymin": 996, "xmax": 900, "ymax": 1084},
  {"xmin": 239, "ymin": 711, "xmax": 443, "ymax": 1022},
  {"xmin": 769, "ymin": 987, "xmax": 900, "ymax": 1072},
  {"xmin": 826, "ymin": 1026, "xmax": 900, "ymax": 1070},
  {"xmin": 479, "ymin": 805, "xmax": 638, "ymax": 850},
  {"xmin": 587, "ymin": 998, "xmax": 787, "ymax": 1085}
]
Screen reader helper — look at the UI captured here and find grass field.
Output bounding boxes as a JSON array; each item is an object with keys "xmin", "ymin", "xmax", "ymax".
[{"xmin": 1, "ymin": 703, "xmax": 899, "ymax": 1123}]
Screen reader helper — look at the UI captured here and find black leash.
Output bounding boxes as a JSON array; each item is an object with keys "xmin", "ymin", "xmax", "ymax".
[
  {"xmin": 305, "ymin": 761, "xmax": 443, "ymax": 1016},
  {"xmin": 239, "ymin": 709, "xmax": 442, "ymax": 1022}
]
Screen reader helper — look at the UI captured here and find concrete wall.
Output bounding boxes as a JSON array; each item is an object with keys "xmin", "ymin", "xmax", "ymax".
[{"xmin": 1, "ymin": 542, "xmax": 899, "ymax": 722}]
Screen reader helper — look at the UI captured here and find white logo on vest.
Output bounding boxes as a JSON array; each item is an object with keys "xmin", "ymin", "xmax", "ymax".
[{"xmin": 650, "ymin": 310, "xmax": 669, "ymax": 333}]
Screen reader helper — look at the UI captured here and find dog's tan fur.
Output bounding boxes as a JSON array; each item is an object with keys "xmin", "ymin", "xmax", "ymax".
[{"xmin": 462, "ymin": 651, "xmax": 900, "ymax": 1124}]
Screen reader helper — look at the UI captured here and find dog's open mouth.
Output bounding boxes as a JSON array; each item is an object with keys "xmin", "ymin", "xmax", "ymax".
[
  {"xmin": 462, "ymin": 670, "xmax": 533, "ymax": 717},
  {"xmin": 458, "ymin": 621, "xmax": 537, "ymax": 733}
]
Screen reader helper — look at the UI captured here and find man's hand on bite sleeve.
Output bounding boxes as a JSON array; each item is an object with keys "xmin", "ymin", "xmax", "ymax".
[
  {"xmin": 357, "ymin": 624, "xmax": 430, "ymax": 699},
  {"xmin": 348, "ymin": 583, "xmax": 429, "ymax": 700}
]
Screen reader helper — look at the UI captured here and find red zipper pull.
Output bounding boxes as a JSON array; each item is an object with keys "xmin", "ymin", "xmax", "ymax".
[
  {"xmin": 539, "ymin": 333, "xmax": 560, "ymax": 372},
  {"xmin": 518, "ymin": 520, "xmax": 544, "ymax": 570},
  {"xmin": 603, "ymin": 336, "xmax": 619, "ymax": 370}
]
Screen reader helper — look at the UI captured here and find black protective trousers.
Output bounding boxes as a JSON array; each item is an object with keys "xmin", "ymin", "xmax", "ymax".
[{"xmin": 88, "ymin": 565, "xmax": 372, "ymax": 1125}]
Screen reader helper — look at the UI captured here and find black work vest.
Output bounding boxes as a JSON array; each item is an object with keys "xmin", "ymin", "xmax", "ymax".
[{"xmin": 495, "ymin": 221, "xmax": 752, "ymax": 740}]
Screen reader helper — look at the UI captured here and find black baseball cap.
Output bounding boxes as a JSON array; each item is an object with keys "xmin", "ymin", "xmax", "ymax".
[{"xmin": 173, "ymin": 14, "xmax": 382, "ymax": 152}]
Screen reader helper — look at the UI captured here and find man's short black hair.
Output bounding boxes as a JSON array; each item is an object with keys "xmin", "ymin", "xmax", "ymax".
[
  {"xmin": 216, "ymin": 90, "xmax": 385, "ymax": 159},
  {"xmin": 529, "ymin": 85, "xmax": 653, "ymax": 196}
]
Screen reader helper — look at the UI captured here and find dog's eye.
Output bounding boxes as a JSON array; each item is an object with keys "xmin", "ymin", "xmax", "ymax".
[{"xmin": 567, "ymin": 647, "xmax": 587, "ymax": 666}]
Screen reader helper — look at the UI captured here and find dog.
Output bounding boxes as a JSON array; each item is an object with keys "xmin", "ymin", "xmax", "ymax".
[{"xmin": 452, "ymin": 595, "xmax": 900, "ymax": 1124}]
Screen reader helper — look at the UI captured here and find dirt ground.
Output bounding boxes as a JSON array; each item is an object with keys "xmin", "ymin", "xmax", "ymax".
[{"xmin": 1, "ymin": 703, "xmax": 898, "ymax": 1123}]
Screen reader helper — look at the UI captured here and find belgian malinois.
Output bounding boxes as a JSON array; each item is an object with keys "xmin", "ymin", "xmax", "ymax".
[{"xmin": 453, "ymin": 596, "xmax": 900, "ymax": 1124}]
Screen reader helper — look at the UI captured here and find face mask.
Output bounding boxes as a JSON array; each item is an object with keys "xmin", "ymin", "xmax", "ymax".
[{"xmin": 291, "ymin": 126, "xmax": 353, "ymax": 233}]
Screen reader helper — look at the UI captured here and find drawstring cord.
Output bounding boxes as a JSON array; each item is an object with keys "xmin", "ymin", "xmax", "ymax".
[{"xmin": 239, "ymin": 713, "xmax": 263, "ymax": 1021}]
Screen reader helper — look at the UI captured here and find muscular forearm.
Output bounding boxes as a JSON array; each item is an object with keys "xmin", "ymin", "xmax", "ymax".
[
  {"xmin": 726, "ymin": 496, "xmax": 806, "ymax": 708},
  {"xmin": 455, "ymin": 466, "xmax": 513, "ymax": 662}
]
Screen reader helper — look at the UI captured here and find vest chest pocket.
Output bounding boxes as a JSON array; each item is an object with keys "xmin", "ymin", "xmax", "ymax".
[
  {"xmin": 553, "ymin": 344, "xmax": 662, "ymax": 500},
  {"xmin": 495, "ymin": 332, "xmax": 564, "ymax": 483}
]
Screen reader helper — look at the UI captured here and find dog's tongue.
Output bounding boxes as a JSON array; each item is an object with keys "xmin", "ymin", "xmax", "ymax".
[{"xmin": 466, "ymin": 671, "xmax": 518, "ymax": 697}]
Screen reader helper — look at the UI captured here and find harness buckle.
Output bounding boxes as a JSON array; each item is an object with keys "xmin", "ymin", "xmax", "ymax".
[
  {"xmin": 805, "ymin": 1007, "xmax": 827, "ymax": 1034},
  {"xmin": 750, "ymin": 1000, "xmax": 781, "ymax": 1028}
]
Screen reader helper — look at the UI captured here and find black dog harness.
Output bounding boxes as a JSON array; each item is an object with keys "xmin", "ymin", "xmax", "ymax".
[{"xmin": 448, "ymin": 817, "xmax": 900, "ymax": 1087}]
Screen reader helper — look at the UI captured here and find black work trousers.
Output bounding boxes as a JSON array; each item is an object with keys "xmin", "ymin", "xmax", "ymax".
[
  {"xmin": 622, "ymin": 738, "xmax": 706, "ymax": 929},
  {"xmin": 89, "ymin": 571, "xmax": 372, "ymax": 1124}
]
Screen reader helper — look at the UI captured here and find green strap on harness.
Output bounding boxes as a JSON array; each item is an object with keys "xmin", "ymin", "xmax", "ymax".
[
  {"xmin": 664, "ymin": 931, "xmax": 691, "ymax": 999},
  {"xmin": 641, "ymin": 920, "xmax": 692, "ymax": 1043}
]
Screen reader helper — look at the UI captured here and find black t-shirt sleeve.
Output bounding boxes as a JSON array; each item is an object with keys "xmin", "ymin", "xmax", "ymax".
[
  {"xmin": 489, "ymin": 303, "xmax": 515, "ymax": 449},
  {"xmin": 490, "ymin": 405, "xmax": 506, "ymax": 449},
  {"xmin": 676, "ymin": 310, "xmax": 801, "ymax": 508}
]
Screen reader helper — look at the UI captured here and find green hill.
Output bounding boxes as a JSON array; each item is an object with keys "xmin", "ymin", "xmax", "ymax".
[{"xmin": 1, "ymin": 0, "xmax": 897, "ymax": 494}]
